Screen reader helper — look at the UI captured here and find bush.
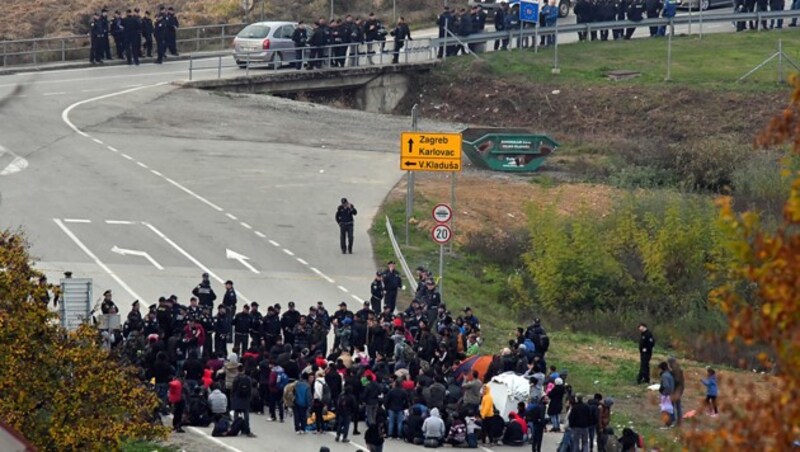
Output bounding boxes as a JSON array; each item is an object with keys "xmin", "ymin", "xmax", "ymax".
[
  {"xmin": 462, "ymin": 228, "xmax": 530, "ymax": 269},
  {"xmin": 511, "ymin": 191, "xmax": 725, "ymax": 322}
]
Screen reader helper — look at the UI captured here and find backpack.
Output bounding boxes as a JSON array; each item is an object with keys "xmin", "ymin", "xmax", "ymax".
[
  {"xmin": 234, "ymin": 375, "xmax": 252, "ymax": 399},
  {"xmin": 321, "ymin": 382, "xmax": 332, "ymax": 406},
  {"xmin": 212, "ymin": 417, "xmax": 230, "ymax": 436},
  {"xmin": 539, "ymin": 333, "xmax": 550, "ymax": 353},
  {"xmin": 276, "ymin": 370, "xmax": 289, "ymax": 391},
  {"xmin": 401, "ymin": 343, "xmax": 416, "ymax": 363},
  {"xmin": 283, "ymin": 381, "xmax": 297, "ymax": 407}
]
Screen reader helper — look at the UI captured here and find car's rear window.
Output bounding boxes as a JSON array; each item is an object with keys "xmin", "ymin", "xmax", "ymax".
[{"xmin": 238, "ymin": 25, "xmax": 271, "ymax": 39}]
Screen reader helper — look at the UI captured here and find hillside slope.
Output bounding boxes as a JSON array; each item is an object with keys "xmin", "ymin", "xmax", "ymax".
[{"xmin": 2, "ymin": 0, "xmax": 439, "ymax": 40}]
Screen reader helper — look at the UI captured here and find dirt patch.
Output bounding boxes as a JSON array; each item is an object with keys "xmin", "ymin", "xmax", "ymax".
[
  {"xmin": 389, "ymin": 171, "xmax": 618, "ymax": 243},
  {"xmin": 401, "ymin": 71, "xmax": 785, "ymax": 155}
]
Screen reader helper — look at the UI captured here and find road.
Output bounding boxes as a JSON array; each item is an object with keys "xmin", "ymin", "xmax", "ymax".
[{"xmin": 0, "ymin": 10, "xmax": 738, "ymax": 449}]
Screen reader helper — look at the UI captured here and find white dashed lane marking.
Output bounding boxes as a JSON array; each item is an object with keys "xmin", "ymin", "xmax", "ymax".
[{"xmin": 226, "ymin": 213, "xmax": 238, "ymax": 220}]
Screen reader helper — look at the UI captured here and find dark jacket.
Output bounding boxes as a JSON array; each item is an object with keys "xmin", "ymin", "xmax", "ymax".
[
  {"xmin": 336, "ymin": 204, "xmax": 357, "ymax": 224},
  {"xmin": 639, "ymin": 329, "xmax": 655, "ymax": 354},
  {"xmin": 383, "ymin": 270, "xmax": 402, "ymax": 292},
  {"xmin": 628, "ymin": 0, "xmax": 646, "ymax": 20},
  {"xmin": 385, "ymin": 387, "xmax": 409, "ymax": 411},
  {"xmin": 391, "ymin": 23, "xmax": 411, "ymax": 41},
  {"xmin": 234, "ymin": 311, "xmax": 251, "ymax": 335},
  {"xmin": 193, "ymin": 281, "xmax": 217, "ymax": 308},
  {"xmin": 568, "ymin": 401, "xmax": 594, "ymax": 428},
  {"xmin": 547, "ymin": 385, "xmax": 565, "ymax": 415}
]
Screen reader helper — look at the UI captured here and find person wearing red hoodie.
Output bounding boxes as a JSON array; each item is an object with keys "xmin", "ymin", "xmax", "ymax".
[
  {"xmin": 503, "ymin": 411, "xmax": 526, "ymax": 446},
  {"xmin": 168, "ymin": 376, "xmax": 186, "ymax": 433},
  {"xmin": 183, "ymin": 318, "xmax": 206, "ymax": 358}
]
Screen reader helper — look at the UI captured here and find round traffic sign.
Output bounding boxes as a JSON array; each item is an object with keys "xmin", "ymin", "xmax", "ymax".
[
  {"xmin": 431, "ymin": 224, "xmax": 453, "ymax": 245},
  {"xmin": 432, "ymin": 203, "xmax": 453, "ymax": 224}
]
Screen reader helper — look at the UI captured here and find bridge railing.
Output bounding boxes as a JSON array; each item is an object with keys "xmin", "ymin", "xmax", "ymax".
[
  {"xmin": 0, "ymin": 23, "xmax": 246, "ymax": 67},
  {"xmin": 186, "ymin": 10, "xmax": 800, "ymax": 81}
]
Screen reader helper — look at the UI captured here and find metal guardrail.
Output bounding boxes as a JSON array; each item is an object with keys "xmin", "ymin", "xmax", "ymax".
[
  {"xmin": 186, "ymin": 10, "xmax": 800, "ymax": 80},
  {"xmin": 385, "ymin": 216, "xmax": 418, "ymax": 296},
  {"xmin": 0, "ymin": 22, "xmax": 246, "ymax": 67}
]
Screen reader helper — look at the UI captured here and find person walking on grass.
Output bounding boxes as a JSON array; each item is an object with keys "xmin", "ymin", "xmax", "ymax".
[{"xmin": 702, "ymin": 367, "xmax": 719, "ymax": 417}]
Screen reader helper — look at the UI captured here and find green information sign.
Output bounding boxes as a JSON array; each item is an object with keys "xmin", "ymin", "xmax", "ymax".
[{"xmin": 461, "ymin": 128, "xmax": 559, "ymax": 172}]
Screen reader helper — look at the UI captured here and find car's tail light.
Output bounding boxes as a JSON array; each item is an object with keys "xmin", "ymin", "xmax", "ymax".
[{"xmin": 262, "ymin": 39, "xmax": 271, "ymax": 50}]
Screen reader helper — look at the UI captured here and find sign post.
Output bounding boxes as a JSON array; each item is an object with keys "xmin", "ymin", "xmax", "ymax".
[
  {"xmin": 431, "ymin": 222, "xmax": 452, "ymax": 298},
  {"xmin": 520, "ymin": 1, "xmax": 539, "ymax": 52},
  {"xmin": 406, "ymin": 105, "xmax": 420, "ymax": 246}
]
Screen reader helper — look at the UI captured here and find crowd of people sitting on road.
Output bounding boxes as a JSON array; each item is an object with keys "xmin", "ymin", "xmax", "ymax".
[{"xmin": 92, "ymin": 261, "xmax": 667, "ymax": 452}]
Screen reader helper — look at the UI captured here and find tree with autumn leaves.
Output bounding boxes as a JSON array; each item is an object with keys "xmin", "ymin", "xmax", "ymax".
[
  {"xmin": 682, "ymin": 77, "xmax": 800, "ymax": 450},
  {"xmin": 0, "ymin": 230, "xmax": 167, "ymax": 451}
]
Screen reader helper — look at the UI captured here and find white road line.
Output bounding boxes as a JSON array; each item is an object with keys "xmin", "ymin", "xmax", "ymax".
[
  {"xmin": 226, "ymin": 213, "xmax": 238, "ymax": 220},
  {"xmin": 125, "ymin": 84, "xmax": 143, "ymax": 87},
  {"xmin": 282, "ymin": 248, "xmax": 295, "ymax": 256},
  {"xmin": 351, "ymin": 294, "xmax": 363, "ymax": 302},
  {"xmin": 150, "ymin": 169, "xmax": 162, "ymax": 176},
  {"xmin": 296, "ymin": 257, "xmax": 308, "ymax": 265},
  {"xmin": 268, "ymin": 240, "xmax": 280, "ymax": 247},
  {"xmin": 81, "ymin": 88, "xmax": 108, "ymax": 93},
  {"xmin": 61, "ymin": 83, "xmax": 167, "ymax": 137},
  {"xmin": 337, "ymin": 285, "xmax": 349, "ymax": 293},
  {"xmin": 162, "ymin": 176, "xmax": 225, "ymax": 212},
  {"xmin": 54, "ymin": 219, "xmax": 142, "ymax": 301},
  {"xmin": 240, "ymin": 222, "xmax": 252, "ymax": 229},
  {"xmin": 136, "ymin": 161, "xmax": 148, "ymax": 168},
  {"xmin": 254, "ymin": 231, "xmax": 266, "ymax": 238},
  {"xmin": 324, "ymin": 431, "xmax": 369, "ymax": 451},
  {"xmin": 107, "ymin": 146, "xmax": 119, "ymax": 152},
  {"xmin": 142, "ymin": 222, "xmax": 250, "ymax": 303},
  {"xmin": 105, "ymin": 220, "xmax": 134, "ymax": 225},
  {"xmin": 43, "ymin": 92, "xmax": 67, "ymax": 96},
  {"xmin": 121, "ymin": 153, "xmax": 133, "ymax": 160},
  {"xmin": 310, "ymin": 267, "xmax": 335, "ymax": 284},
  {"xmin": 92, "ymin": 138, "xmax": 104, "ymax": 144},
  {"xmin": 186, "ymin": 427, "xmax": 244, "ymax": 452},
  {"xmin": 63, "ymin": 218, "xmax": 91, "ymax": 223}
]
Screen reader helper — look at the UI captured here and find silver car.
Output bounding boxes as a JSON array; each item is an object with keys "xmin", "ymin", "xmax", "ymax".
[{"xmin": 232, "ymin": 21, "xmax": 298, "ymax": 69}]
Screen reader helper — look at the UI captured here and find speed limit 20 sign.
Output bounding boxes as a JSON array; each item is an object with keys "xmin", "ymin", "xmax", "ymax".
[{"xmin": 431, "ymin": 224, "xmax": 452, "ymax": 245}]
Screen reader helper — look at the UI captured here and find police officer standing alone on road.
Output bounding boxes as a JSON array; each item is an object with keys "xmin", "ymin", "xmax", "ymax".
[{"xmin": 336, "ymin": 197, "xmax": 358, "ymax": 254}]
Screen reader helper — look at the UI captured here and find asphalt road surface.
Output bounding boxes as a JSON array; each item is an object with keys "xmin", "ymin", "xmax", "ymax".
[{"xmin": 0, "ymin": 13, "xmax": 739, "ymax": 450}]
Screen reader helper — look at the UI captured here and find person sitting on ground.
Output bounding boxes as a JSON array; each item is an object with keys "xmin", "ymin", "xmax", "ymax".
[
  {"xmin": 208, "ymin": 383, "xmax": 228, "ymax": 420},
  {"xmin": 481, "ymin": 409, "xmax": 505, "ymax": 446},
  {"xmin": 503, "ymin": 411, "xmax": 526, "ymax": 446},
  {"xmin": 404, "ymin": 405, "xmax": 425, "ymax": 444},
  {"xmin": 422, "ymin": 407, "xmax": 446, "ymax": 446},
  {"xmin": 446, "ymin": 413, "xmax": 468, "ymax": 446}
]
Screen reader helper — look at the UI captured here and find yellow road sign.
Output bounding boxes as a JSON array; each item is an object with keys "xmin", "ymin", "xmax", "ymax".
[{"xmin": 400, "ymin": 132, "xmax": 462, "ymax": 172}]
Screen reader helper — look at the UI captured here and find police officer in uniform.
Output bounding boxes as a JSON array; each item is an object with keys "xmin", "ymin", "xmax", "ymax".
[
  {"xmin": 382, "ymin": 261, "xmax": 402, "ymax": 313},
  {"xmin": 291, "ymin": 21, "xmax": 308, "ymax": 70},
  {"xmin": 100, "ymin": 9, "xmax": 112, "ymax": 60},
  {"xmin": 141, "ymin": 11, "xmax": 154, "ymax": 57},
  {"xmin": 249, "ymin": 302, "xmax": 264, "ymax": 349},
  {"xmin": 110, "ymin": 11, "xmax": 125, "ymax": 60},
  {"xmin": 626, "ymin": 0, "xmax": 645, "ymax": 39},
  {"xmin": 281, "ymin": 301, "xmax": 301, "ymax": 347},
  {"xmin": 165, "ymin": 7, "xmax": 180, "ymax": 56},
  {"xmin": 233, "ymin": 304, "xmax": 251, "ymax": 354},
  {"xmin": 154, "ymin": 10, "xmax": 167, "ymax": 63},
  {"xmin": 89, "ymin": 12, "xmax": 105, "ymax": 64},
  {"xmin": 613, "ymin": 0, "xmax": 627, "ymax": 40},
  {"xmin": 370, "ymin": 272, "xmax": 384, "ymax": 314},
  {"xmin": 390, "ymin": 17, "xmax": 411, "ymax": 64},
  {"xmin": 348, "ymin": 16, "xmax": 365, "ymax": 67},
  {"xmin": 335, "ymin": 197, "xmax": 358, "ymax": 254},
  {"xmin": 122, "ymin": 9, "xmax": 141, "ymax": 65},
  {"xmin": 192, "ymin": 273, "xmax": 217, "ymax": 310}
]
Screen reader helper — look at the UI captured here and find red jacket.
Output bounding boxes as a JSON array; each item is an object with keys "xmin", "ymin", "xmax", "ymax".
[
  {"xmin": 183, "ymin": 323, "xmax": 206, "ymax": 346},
  {"xmin": 168, "ymin": 379, "xmax": 183, "ymax": 404}
]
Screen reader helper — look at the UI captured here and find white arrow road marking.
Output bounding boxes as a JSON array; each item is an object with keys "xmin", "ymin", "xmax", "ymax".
[
  {"xmin": 0, "ymin": 145, "xmax": 28, "ymax": 176},
  {"xmin": 54, "ymin": 219, "xmax": 142, "ymax": 301},
  {"xmin": 111, "ymin": 245, "xmax": 164, "ymax": 270},
  {"xmin": 225, "ymin": 248, "xmax": 260, "ymax": 274}
]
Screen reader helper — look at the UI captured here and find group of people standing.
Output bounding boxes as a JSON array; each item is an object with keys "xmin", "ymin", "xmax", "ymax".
[
  {"xmin": 288, "ymin": 13, "xmax": 412, "ymax": 69},
  {"xmin": 88, "ymin": 6, "xmax": 179, "ymax": 65}
]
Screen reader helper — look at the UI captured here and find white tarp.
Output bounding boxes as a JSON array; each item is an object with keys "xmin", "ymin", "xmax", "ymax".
[{"xmin": 487, "ymin": 371, "xmax": 530, "ymax": 421}]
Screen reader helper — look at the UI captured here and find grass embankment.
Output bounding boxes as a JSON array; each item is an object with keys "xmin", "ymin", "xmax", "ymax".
[{"xmin": 449, "ymin": 29, "xmax": 800, "ymax": 89}]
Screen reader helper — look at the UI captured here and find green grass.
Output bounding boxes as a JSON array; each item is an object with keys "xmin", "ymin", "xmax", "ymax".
[{"xmin": 444, "ymin": 30, "xmax": 800, "ymax": 89}]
